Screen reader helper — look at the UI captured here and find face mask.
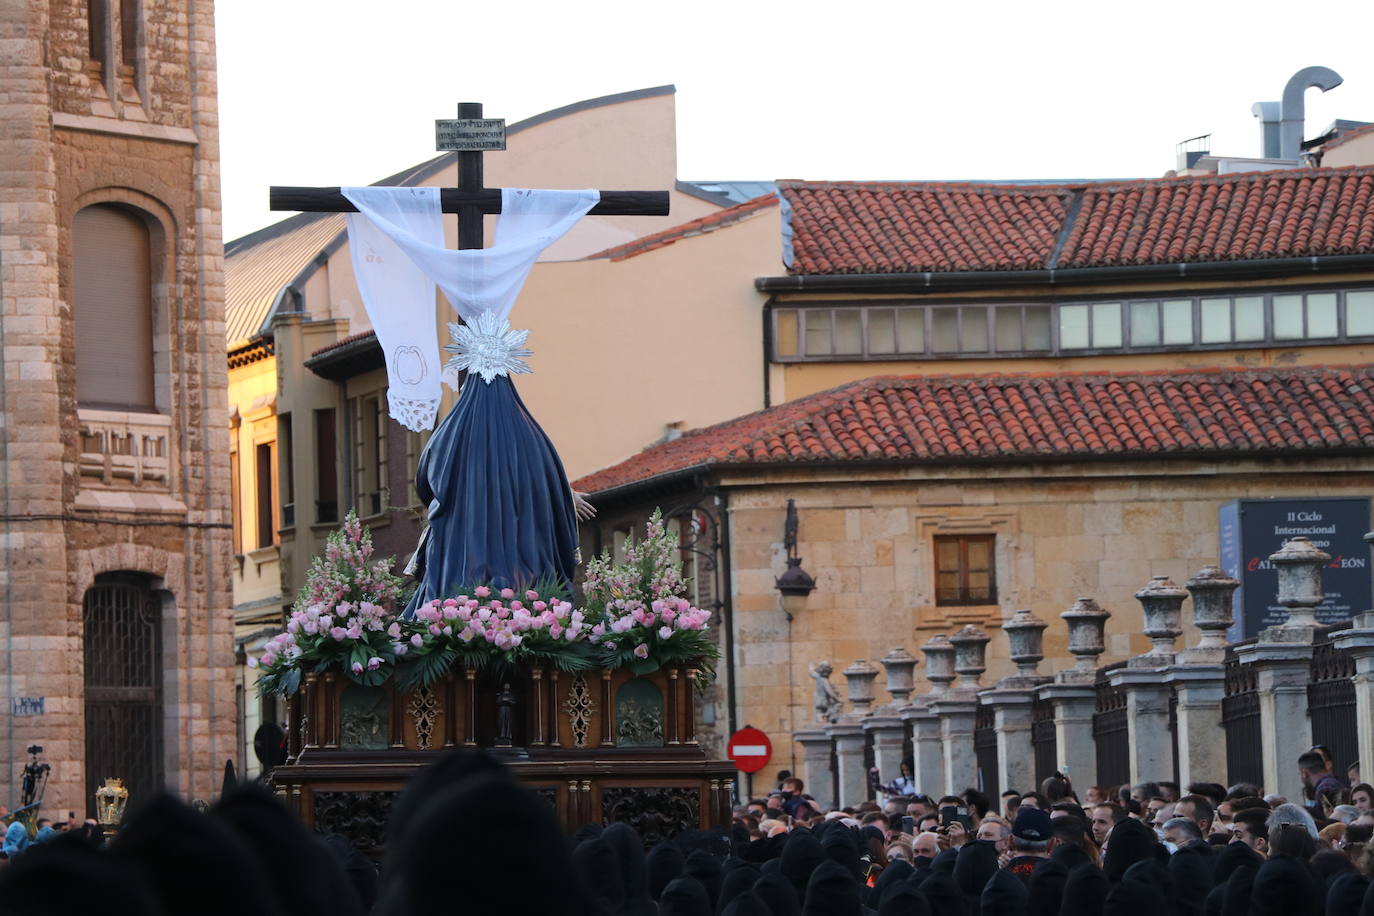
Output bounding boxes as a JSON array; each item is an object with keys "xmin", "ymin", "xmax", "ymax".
[{"xmin": 1163, "ymin": 840, "xmax": 1179, "ymax": 854}]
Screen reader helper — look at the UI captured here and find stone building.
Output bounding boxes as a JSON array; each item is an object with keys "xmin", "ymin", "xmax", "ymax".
[
  {"xmin": 575, "ymin": 169, "xmax": 1374, "ymax": 774},
  {"xmin": 0, "ymin": 1, "xmax": 233, "ymax": 814}
]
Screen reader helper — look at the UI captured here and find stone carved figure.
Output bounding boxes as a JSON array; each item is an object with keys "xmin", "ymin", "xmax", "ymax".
[{"xmin": 810, "ymin": 661, "xmax": 843, "ymax": 723}]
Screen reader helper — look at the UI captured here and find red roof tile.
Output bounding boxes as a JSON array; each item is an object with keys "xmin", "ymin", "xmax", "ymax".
[
  {"xmin": 781, "ymin": 167, "xmax": 1374, "ymax": 274},
  {"xmin": 585, "ymin": 193, "xmax": 778, "ymax": 261},
  {"xmin": 311, "ymin": 329, "xmax": 377, "ymax": 359},
  {"xmin": 573, "ymin": 366, "xmax": 1374, "ymax": 494}
]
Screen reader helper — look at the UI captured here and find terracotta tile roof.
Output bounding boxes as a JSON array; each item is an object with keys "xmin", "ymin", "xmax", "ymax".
[
  {"xmin": 573, "ymin": 366, "xmax": 1374, "ymax": 495},
  {"xmin": 1320, "ymin": 122, "xmax": 1374, "ymax": 153},
  {"xmin": 780, "ymin": 167, "xmax": 1374, "ymax": 274},
  {"xmin": 586, "ymin": 193, "xmax": 778, "ymax": 261},
  {"xmin": 310, "ymin": 329, "xmax": 377, "ymax": 359}
]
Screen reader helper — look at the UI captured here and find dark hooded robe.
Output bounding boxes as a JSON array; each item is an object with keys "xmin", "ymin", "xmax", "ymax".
[
  {"xmin": 721, "ymin": 890, "xmax": 774, "ymax": 916},
  {"xmin": 879, "ymin": 885, "xmax": 933, "ymax": 916},
  {"xmin": 1058, "ymin": 863, "xmax": 1108, "ymax": 916},
  {"xmin": 1025, "ymin": 858, "xmax": 1068, "ymax": 916},
  {"xmin": 720, "ymin": 864, "xmax": 763, "ymax": 912},
  {"xmin": 685, "ymin": 849, "xmax": 725, "ymax": 909},
  {"xmin": 982, "ymin": 868, "xmax": 1030, "ymax": 916},
  {"xmin": 869, "ymin": 860, "xmax": 914, "ymax": 909},
  {"xmin": 603, "ymin": 823, "xmax": 659, "ymax": 916},
  {"xmin": 1221, "ymin": 865, "xmax": 1255, "ymax": 916},
  {"xmin": 660, "ymin": 877, "xmax": 713, "ymax": 916},
  {"xmin": 648, "ymin": 843, "xmax": 688, "ymax": 901},
  {"xmin": 1326, "ymin": 872, "xmax": 1368, "ymax": 916},
  {"xmin": 0, "ymin": 835, "xmax": 166, "ymax": 916},
  {"xmin": 574, "ymin": 837, "xmax": 626, "ymax": 915},
  {"xmin": 754, "ymin": 871, "xmax": 802, "ymax": 916},
  {"xmin": 1102, "ymin": 818, "xmax": 1160, "ymax": 883},
  {"xmin": 803, "ymin": 859, "xmax": 864, "ymax": 916},
  {"xmin": 953, "ymin": 840, "xmax": 999, "ymax": 902},
  {"xmin": 782, "ymin": 831, "xmax": 828, "ymax": 901},
  {"xmin": 917, "ymin": 873, "xmax": 964, "ymax": 916},
  {"xmin": 109, "ymin": 794, "xmax": 283, "ymax": 916},
  {"xmin": 1250, "ymin": 854, "xmax": 1321, "ymax": 916}
]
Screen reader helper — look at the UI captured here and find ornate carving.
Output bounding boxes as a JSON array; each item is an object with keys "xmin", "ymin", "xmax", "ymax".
[
  {"xmin": 564, "ymin": 674, "xmax": 595, "ymax": 748},
  {"xmin": 809, "ymin": 661, "xmax": 842, "ymax": 723},
  {"xmin": 601, "ymin": 787, "xmax": 700, "ymax": 846},
  {"xmin": 339, "ymin": 686, "xmax": 389, "ymax": 751},
  {"xmin": 615, "ymin": 679, "xmax": 664, "ymax": 747},
  {"xmin": 406, "ymin": 685, "xmax": 439, "ymax": 751},
  {"xmin": 313, "ymin": 791, "xmax": 398, "ymax": 858},
  {"xmin": 532, "ymin": 786, "xmax": 558, "ymax": 809}
]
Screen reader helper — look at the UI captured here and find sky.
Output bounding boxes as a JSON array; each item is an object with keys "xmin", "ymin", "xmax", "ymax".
[{"xmin": 216, "ymin": 0, "xmax": 1374, "ymax": 243}]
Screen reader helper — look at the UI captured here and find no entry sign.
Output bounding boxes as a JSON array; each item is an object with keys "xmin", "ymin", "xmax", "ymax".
[{"xmin": 727, "ymin": 726, "xmax": 772, "ymax": 774}]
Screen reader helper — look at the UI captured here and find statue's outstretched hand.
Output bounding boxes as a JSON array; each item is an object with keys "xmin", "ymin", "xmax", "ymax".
[{"xmin": 572, "ymin": 490, "xmax": 597, "ymax": 522}]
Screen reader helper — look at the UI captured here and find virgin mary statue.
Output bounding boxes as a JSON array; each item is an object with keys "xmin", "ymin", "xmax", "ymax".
[{"xmin": 338, "ymin": 186, "xmax": 599, "ymax": 616}]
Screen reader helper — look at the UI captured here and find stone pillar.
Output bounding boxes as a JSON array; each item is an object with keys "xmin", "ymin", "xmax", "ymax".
[
  {"xmin": 1164, "ymin": 565, "xmax": 1240, "ymax": 788},
  {"xmin": 1040, "ymin": 598, "xmax": 1109, "ymax": 785},
  {"xmin": 1037, "ymin": 682, "xmax": 1098, "ymax": 784},
  {"xmin": 929, "ymin": 695, "xmax": 979, "ymax": 796},
  {"xmin": 829, "ymin": 722, "xmax": 868, "ymax": 808},
  {"xmin": 1107, "ymin": 667, "xmax": 1173, "ymax": 785},
  {"xmin": 1235, "ymin": 634, "xmax": 1315, "ymax": 799},
  {"xmin": 1233, "ymin": 538, "xmax": 1329, "ymax": 798},
  {"xmin": 904, "ymin": 703, "xmax": 945, "ymax": 797},
  {"xmin": 864, "ymin": 712, "xmax": 906, "ymax": 793},
  {"xmin": 794, "ymin": 728, "xmax": 836, "ymax": 810},
  {"xmin": 1334, "ymin": 608, "xmax": 1374, "ymax": 782},
  {"xmin": 981, "ymin": 610, "xmax": 1049, "ymax": 798}
]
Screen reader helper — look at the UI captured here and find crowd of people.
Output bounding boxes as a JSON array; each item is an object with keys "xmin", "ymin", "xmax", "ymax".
[{"xmin": 0, "ymin": 745, "xmax": 1372, "ymax": 914}]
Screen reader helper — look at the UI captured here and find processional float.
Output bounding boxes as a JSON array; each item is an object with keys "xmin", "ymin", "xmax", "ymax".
[{"xmin": 256, "ymin": 104, "xmax": 732, "ymax": 855}]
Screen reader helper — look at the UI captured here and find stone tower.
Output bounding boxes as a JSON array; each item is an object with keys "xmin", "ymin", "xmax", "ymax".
[{"xmin": 0, "ymin": 0, "xmax": 232, "ymax": 815}]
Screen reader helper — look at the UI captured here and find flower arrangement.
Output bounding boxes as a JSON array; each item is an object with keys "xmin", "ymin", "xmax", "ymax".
[
  {"xmin": 250, "ymin": 511, "xmax": 406, "ymax": 696},
  {"xmin": 250, "ymin": 509, "xmax": 718, "ymax": 696},
  {"xmin": 582, "ymin": 509, "xmax": 718, "ymax": 679}
]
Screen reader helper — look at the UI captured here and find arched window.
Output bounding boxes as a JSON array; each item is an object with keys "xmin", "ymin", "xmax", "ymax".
[
  {"xmin": 84, "ymin": 573, "xmax": 164, "ymax": 804},
  {"xmin": 73, "ymin": 204, "xmax": 156, "ymax": 411}
]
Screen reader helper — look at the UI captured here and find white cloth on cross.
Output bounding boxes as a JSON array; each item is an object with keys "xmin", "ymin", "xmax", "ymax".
[{"xmin": 341, "ymin": 186, "xmax": 599, "ymax": 431}]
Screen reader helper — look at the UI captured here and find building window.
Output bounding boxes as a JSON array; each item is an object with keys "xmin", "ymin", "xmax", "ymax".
[
  {"xmin": 351, "ymin": 394, "xmax": 387, "ymax": 518},
  {"xmin": 934, "ymin": 535, "xmax": 996, "ymax": 606},
  {"xmin": 73, "ymin": 204, "xmax": 155, "ymax": 411},
  {"xmin": 87, "ymin": 0, "xmax": 140, "ymax": 76},
  {"xmin": 772, "ymin": 286, "xmax": 1374, "ymax": 362},
  {"xmin": 278, "ymin": 414, "xmax": 294, "ymax": 529},
  {"xmin": 255, "ymin": 442, "xmax": 276, "ymax": 549},
  {"xmin": 314, "ymin": 409, "xmax": 338, "ymax": 524}
]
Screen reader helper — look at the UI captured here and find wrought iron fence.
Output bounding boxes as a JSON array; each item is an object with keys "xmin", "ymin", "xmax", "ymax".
[
  {"xmin": 1031, "ymin": 694, "xmax": 1057, "ymax": 788},
  {"xmin": 1168, "ymin": 686, "xmax": 1180, "ymax": 785},
  {"xmin": 1222, "ymin": 638, "xmax": 1262, "ymax": 789},
  {"xmin": 974, "ymin": 702, "xmax": 999, "ymax": 799},
  {"xmin": 1310, "ymin": 623, "xmax": 1357, "ymax": 776},
  {"xmin": 1093, "ymin": 662, "xmax": 1129, "ymax": 788}
]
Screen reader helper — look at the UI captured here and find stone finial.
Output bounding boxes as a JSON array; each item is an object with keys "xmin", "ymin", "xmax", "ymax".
[
  {"xmin": 1061, "ymin": 597, "xmax": 1110, "ymax": 677},
  {"xmin": 1003, "ymin": 609, "xmax": 1048, "ymax": 678},
  {"xmin": 1185, "ymin": 565, "xmax": 1240, "ymax": 654},
  {"xmin": 921, "ymin": 634, "xmax": 957, "ymax": 697},
  {"xmin": 950, "ymin": 624, "xmax": 990, "ymax": 688},
  {"xmin": 842, "ymin": 659, "xmax": 880, "ymax": 716},
  {"xmin": 1270, "ymin": 537, "xmax": 1330, "ymax": 629},
  {"xmin": 880, "ymin": 647, "xmax": 919, "ymax": 707},
  {"xmin": 1132, "ymin": 575, "xmax": 1187, "ymax": 666}
]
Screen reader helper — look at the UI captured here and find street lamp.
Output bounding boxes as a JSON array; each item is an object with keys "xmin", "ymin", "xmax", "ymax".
[{"xmin": 775, "ymin": 499, "xmax": 815, "ymax": 619}]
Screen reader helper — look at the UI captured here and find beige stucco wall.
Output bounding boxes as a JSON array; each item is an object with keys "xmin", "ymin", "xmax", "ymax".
[
  {"xmin": 1322, "ymin": 133, "xmax": 1374, "ymax": 168},
  {"xmin": 717, "ymin": 458, "xmax": 1374, "ymax": 775},
  {"xmin": 228, "ymin": 354, "xmax": 281, "ymax": 612}
]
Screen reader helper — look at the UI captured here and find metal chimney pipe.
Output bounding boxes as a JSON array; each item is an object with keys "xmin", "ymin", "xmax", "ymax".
[
  {"xmin": 1251, "ymin": 101, "xmax": 1280, "ymax": 159},
  {"xmin": 1279, "ymin": 66, "xmax": 1343, "ymax": 160}
]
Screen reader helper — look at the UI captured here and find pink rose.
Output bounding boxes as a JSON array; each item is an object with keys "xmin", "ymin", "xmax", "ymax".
[
  {"xmin": 500, "ymin": 588, "xmax": 515, "ymax": 599},
  {"xmin": 474, "ymin": 586, "xmax": 491, "ymax": 598},
  {"xmin": 525, "ymin": 590, "xmax": 540, "ymax": 601},
  {"xmin": 658, "ymin": 626, "xmax": 673, "ymax": 640},
  {"xmin": 330, "ymin": 627, "xmax": 347, "ymax": 642}
]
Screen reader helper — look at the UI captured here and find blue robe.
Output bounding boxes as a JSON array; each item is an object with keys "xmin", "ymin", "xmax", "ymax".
[{"xmin": 403, "ymin": 375, "xmax": 578, "ymax": 616}]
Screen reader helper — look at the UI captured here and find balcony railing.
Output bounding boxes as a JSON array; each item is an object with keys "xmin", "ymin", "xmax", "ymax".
[{"xmin": 78, "ymin": 409, "xmax": 172, "ymax": 490}]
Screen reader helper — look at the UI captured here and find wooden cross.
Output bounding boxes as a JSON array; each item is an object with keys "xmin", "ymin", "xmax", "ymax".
[{"xmin": 270, "ymin": 101, "xmax": 670, "ymax": 250}]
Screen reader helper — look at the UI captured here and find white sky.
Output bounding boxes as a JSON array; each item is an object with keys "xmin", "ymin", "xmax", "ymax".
[{"xmin": 216, "ymin": 0, "xmax": 1374, "ymax": 242}]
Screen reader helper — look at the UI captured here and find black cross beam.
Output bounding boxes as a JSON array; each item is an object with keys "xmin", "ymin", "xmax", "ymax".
[{"xmin": 269, "ymin": 102, "xmax": 669, "ymax": 251}]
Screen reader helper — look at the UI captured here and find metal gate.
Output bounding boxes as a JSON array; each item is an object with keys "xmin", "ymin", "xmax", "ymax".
[
  {"xmin": 1168, "ymin": 686, "xmax": 1180, "ymax": 785},
  {"xmin": 1222, "ymin": 638, "xmax": 1262, "ymax": 789},
  {"xmin": 1310, "ymin": 624, "xmax": 1357, "ymax": 776},
  {"xmin": 1031, "ymin": 694, "xmax": 1057, "ymax": 789},
  {"xmin": 1092, "ymin": 662, "xmax": 1129, "ymax": 789},
  {"xmin": 84, "ymin": 574, "xmax": 164, "ymax": 806},
  {"xmin": 974, "ymin": 702, "xmax": 999, "ymax": 799}
]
